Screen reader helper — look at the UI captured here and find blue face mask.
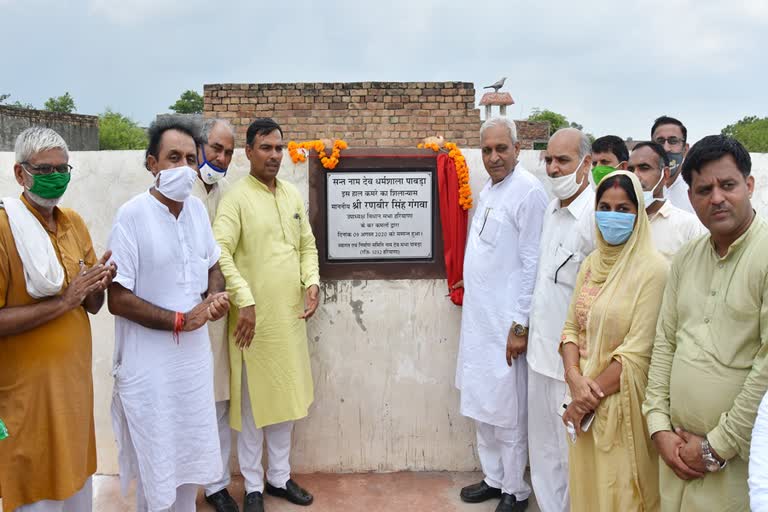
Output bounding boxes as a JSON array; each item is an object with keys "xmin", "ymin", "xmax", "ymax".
[
  {"xmin": 595, "ymin": 211, "xmax": 636, "ymax": 246},
  {"xmin": 199, "ymin": 146, "xmax": 228, "ymax": 185}
]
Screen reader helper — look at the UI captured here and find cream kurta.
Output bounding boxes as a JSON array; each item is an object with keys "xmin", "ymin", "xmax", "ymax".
[
  {"xmin": 644, "ymin": 215, "xmax": 768, "ymax": 512},
  {"xmin": 192, "ymin": 176, "xmax": 231, "ymax": 402},
  {"xmin": 213, "ymin": 176, "xmax": 319, "ymax": 430}
]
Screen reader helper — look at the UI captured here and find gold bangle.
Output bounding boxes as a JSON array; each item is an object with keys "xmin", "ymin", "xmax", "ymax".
[{"xmin": 565, "ymin": 365, "xmax": 581, "ymax": 379}]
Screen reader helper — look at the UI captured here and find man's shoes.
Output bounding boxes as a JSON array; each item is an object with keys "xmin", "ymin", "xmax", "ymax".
[
  {"xmin": 205, "ymin": 489, "xmax": 239, "ymax": 512},
  {"xmin": 243, "ymin": 491, "xmax": 264, "ymax": 512},
  {"xmin": 494, "ymin": 493, "xmax": 528, "ymax": 512},
  {"xmin": 266, "ymin": 479, "xmax": 314, "ymax": 506},
  {"xmin": 459, "ymin": 480, "xmax": 502, "ymax": 503}
]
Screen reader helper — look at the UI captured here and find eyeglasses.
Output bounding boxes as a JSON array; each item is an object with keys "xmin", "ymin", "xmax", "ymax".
[
  {"xmin": 21, "ymin": 162, "xmax": 73, "ymax": 175},
  {"xmin": 654, "ymin": 136, "xmax": 684, "ymax": 146}
]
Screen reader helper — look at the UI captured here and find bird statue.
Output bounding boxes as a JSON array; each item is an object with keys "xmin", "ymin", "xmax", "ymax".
[{"xmin": 483, "ymin": 77, "xmax": 507, "ymax": 92}]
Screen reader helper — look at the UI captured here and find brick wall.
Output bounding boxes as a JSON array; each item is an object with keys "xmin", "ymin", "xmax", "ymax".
[
  {"xmin": 0, "ymin": 106, "xmax": 99, "ymax": 151},
  {"xmin": 204, "ymin": 81, "xmax": 482, "ymax": 148},
  {"xmin": 204, "ymin": 81, "xmax": 550, "ymax": 149}
]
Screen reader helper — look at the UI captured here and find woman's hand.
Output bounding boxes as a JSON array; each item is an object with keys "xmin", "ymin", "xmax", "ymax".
[
  {"xmin": 562, "ymin": 403, "xmax": 589, "ymax": 435},
  {"xmin": 566, "ymin": 371, "xmax": 604, "ymax": 413}
]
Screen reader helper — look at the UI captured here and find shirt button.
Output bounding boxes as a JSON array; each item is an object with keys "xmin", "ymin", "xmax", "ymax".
[
  {"xmin": 711, "ymin": 291, "xmax": 717, "ymax": 296},
  {"xmin": 704, "ymin": 318, "xmax": 710, "ymax": 324},
  {"xmin": 718, "ymin": 263, "xmax": 724, "ymax": 269}
]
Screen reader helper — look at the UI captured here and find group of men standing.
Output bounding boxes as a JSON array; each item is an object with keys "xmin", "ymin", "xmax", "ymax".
[
  {"xmin": 2, "ymin": 112, "xmax": 767, "ymax": 512},
  {"xmin": 0, "ymin": 117, "xmax": 318, "ymax": 512},
  {"xmin": 456, "ymin": 115, "xmax": 768, "ymax": 512}
]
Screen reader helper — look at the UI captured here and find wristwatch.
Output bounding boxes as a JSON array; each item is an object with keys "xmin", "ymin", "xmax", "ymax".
[
  {"xmin": 701, "ymin": 438, "xmax": 727, "ymax": 472},
  {"xmin": 512, "ymin": 322, "xmax": 528, "ymax": 337}
]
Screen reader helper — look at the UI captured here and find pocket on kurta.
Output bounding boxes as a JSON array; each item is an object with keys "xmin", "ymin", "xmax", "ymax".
[{"xmin": 479, "ymin": 216, "xmax": 501, "ymax": 246}]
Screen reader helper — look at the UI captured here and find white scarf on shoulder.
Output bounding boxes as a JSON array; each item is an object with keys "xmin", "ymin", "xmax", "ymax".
[{"xmin": 1, "ymin": 197, "xmax": 64, "ymax": 298}]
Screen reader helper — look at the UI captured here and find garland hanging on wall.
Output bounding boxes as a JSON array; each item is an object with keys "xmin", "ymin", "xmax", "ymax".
[
  {"xmin": 418, "ymin": 141, "xmax": 473, "ymax": 210},
  {"xmin": 287, "ymin": 139, "xmax": 349, "ymax": 170}
]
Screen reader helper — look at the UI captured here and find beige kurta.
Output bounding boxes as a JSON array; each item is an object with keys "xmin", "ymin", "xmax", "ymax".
[
  {"xmin": 192, "ymin": 176, "xmax": 231, "ymax": 402},
  {"xmin": 0, "ymin": 195, "xmax": 97, "ymax": 511},
  {"xmin": 213, "ymin": 176, "xmax": 319, "ymax": 429},
  {"xmin": 644, "ymin": 215, "xmax": 768, "ymax": 512}
]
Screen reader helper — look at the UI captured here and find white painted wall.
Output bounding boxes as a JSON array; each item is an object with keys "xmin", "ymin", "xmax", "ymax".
[{"xmin": 2, "ymin": 149, "xmax": 768, "ymax": 476}]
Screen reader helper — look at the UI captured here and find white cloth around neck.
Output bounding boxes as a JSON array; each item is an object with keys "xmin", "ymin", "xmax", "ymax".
[{"xmin": 1, "ymin": 196, "xmax": 64, "ymax": 298}]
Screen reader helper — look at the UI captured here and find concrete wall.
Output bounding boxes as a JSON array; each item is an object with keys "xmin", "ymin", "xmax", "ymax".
[
  {"xmin": 2, "ymin": 150, "xmax": 768, "ymax": 476},
  {"xmin": 0, "ymin": 106, "xmax": 99, "ymax": 151}
]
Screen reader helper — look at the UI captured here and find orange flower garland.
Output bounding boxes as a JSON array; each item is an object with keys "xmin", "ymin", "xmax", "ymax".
[
  {"xmin": 288, "ymin": 139, "xmax": 348, "ymax": 170},
  {"xmin": 418, "ymin": 141, "xmax": 473, "ymax": 210}
]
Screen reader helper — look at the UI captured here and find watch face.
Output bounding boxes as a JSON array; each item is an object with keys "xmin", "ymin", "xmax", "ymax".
[
  {"xmin": 514, "ymin": 325, "xmax": 525, "ymax": 336},
  {"xmin": 706, "ymin": 461, "xmax": 721, "ymax": 472}
]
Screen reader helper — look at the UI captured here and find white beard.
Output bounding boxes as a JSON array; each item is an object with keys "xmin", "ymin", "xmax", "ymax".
[{"xmin": 26, "ymin": 190, "xmax": 61, "ymax": 209}]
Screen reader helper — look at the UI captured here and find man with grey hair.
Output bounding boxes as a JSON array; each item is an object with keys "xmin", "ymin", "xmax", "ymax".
[
  {"xmin": 194, "ymin": 118, "xmax": 239, "ymax": 512},
  {"xmin": 456, "ymin": 117, "xmax": 548, "ymax": 512},
  {"xmin": 0, "ymin": 127, "xmax": 115, "ymax": 512},
  {"xmin": 526, "ymin": 128, "xmax": 596, "ymax": 512}
]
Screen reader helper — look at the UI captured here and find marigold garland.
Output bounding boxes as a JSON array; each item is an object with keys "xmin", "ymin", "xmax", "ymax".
[
  {"xmin": 288, "ymin": 139, "xmax": 349, "ymax": 170},
  {"xmin": 418, "ymin": 141, "xmax": 473, "ymax": 210}
]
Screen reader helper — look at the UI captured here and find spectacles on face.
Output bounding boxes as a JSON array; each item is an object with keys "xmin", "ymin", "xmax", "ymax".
[
  {"xmin": 21, "ymin": 162, "xmax": 73, "ymax": 175},
  {"xmin": 654, "ymin": 136, "xmax": 684, "ymax": 147}
]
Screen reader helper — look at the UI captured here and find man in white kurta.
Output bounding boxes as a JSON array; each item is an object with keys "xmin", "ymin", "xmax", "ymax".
[
  {"xmin": 527, "ymin": 128, "xmax": 596, "ymax": 512},
  {"xmin": 108, "ymin": 118, "xmax": 229, "ymax": 512},
  {"xmin": 628, "ymin": 141, "xmax": 705, "ymax": 262},
  {"xmin": 456, "ymin": 118, "xmax": 548, "ymax": 512},
  {"xmin": 192, "ymin": 119, "xmax": 239, "ymax": 512}
]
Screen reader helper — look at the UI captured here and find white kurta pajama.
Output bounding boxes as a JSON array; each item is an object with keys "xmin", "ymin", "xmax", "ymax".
[
  {"xmin": 456, "ymin": 162, "xmax": 548, "ymax": 500},
  {"xmin": 108, "ymin": 192, "xmax": 223, "ymax": 512},
  {"xmin": 526, "ymin": 187, "xmax": 596, "ymax": 512}
]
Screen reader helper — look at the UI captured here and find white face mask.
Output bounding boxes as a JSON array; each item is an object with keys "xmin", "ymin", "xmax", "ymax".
[
  {"xmin": 642, "ymin": 171, "xmax": 665, "ymax": 208},
  {"xmin": 547, "ymin": 155, "xmax": 586, "ymax": 200},
  {"xmin": 200, "ymin": 161, "xmax": 227, "ymax": 185},
  {"xmin": 156, "ymin": 166, "xmax": 197, "ymax": 202}
]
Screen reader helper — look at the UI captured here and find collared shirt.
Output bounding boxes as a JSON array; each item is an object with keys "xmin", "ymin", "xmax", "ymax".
[
  {"xmin": 528, "ymin": 186, "xmax": 596, "ymax": 380},
  {"xmin": 665, "ymin": 174, "xmax": 695, "ymax": 214},
  {"xmin": 644, "ymin": 215, "xmax": 768, "ymax": 462},
  {"xmin": 648, "ymin": 200, "xmax": 706, "ymax": 262}
]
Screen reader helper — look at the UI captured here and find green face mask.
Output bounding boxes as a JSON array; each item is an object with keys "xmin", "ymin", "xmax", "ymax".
[
  {"xmin": 27, "ymin": 171, "xmax": 71, "ymax": 199},
  {"xmin": 591, "ymin": 165, "xmax": 616, "ymax": 188}
]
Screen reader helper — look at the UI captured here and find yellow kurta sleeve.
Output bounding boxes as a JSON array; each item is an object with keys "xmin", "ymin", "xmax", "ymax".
[
  {"xmin": 642, "ymin": 251, "xmax": 681, "ymax": 436},
  {"xmin": 560, "ymin": 255, "xmax": 590, "ymax": 349},
  {"xmin": 213, "ymin": 193, "xmax": 255, "ymax": 309},
  {"xmin": 707, "ymin": 271, "xmax": 768, "ymax": 461},
  {"xmin": 297, "ymin": 193, "xmax": 320, "ymax": 289}
]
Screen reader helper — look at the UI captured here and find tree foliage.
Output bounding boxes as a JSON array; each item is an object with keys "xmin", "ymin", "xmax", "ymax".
[
  {"xmin": 721, "ymin": 116, "xmax": 768, "ymax": 152},
  {"xmin": 528, "ymin": 108, "xmax": 569, "ymax": 134},
  {"xmin": 169, "ymin": 90, "xmax": 204, "ymax": 114},
  {"xmin": 0, "ymin": 94, "xmax": 34, "ymax": 109},
  {"xmin": 99, "ymin": 109, "xmax": 148, "ymax": 150},
  {"xmin": 44, "ymin": 92, "xmax": 76, "ymax": 113}
]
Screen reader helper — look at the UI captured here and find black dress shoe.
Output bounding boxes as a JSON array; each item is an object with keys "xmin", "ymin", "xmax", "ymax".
[
  {"xmin": 205, "ymin": 489, "xmax": 239, "ymax": 512},
  {"xmin": 243, "ymin": 491, "xmax": 264, "ymax": 512},
  {"xmin": 459, "ymin": 480, "xmax": 502, "ymax": 503},
  {"xmin": 494, "ymin": 493, "xmax": 528, "ymax": 512},
  {"xmin": 266, "ymin": 479, "xmax": 314, "ymax": 506}
]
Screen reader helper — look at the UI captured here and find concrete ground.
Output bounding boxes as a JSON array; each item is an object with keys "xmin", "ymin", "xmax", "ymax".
[{"xmin": 88, "ymin": 472, "xmax": 540, "ymax": 512}]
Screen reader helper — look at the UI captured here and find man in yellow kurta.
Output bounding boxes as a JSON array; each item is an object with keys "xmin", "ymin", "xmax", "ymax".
[
  {"xmin": 643, "ymin": 135, "xmax": 768, "ymax": 511},
  {"xmin": 214, "ymin": 118, "xmax": 319, "ymax": 512},
  {"xmin": 0, "ymin": 127, "xmax": 114, "ymax": 512}
]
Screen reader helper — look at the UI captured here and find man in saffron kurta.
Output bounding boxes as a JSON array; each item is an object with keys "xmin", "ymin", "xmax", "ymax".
[
  {"xmin": 643, "ymin": 135, "xmax": 768, "ymax": 511},
  {"xmin": 214, "ymin": 118, "xmax": 319, "ymax": 512},
  {"xmin": 0, "ymin": 127, "xmax": 114, "ymax": 512}
]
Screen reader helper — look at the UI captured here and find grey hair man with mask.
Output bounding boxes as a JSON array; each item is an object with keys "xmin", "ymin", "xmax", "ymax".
[
  {"xmin": 526, "ymin": 128, "xmax": 596, "ymax": 512},
  {"xmin": 0, "ymin": 127, "xmax": 114, "ymax": 512},
  {"xmin": 108, "ymin": 116, "xmax": 230, "ymax": 511},
  {"xmin": 193, "ymin": 118, "xmax": 240, "ymax": 512}
]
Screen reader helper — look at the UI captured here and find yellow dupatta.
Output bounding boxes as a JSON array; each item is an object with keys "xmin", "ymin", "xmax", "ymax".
[{"xmin": 562, "ymin": 170, "xmax": 668, "ymax": 510}]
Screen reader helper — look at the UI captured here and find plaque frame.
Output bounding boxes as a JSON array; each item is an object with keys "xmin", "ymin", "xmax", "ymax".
[{"xmin": 308, "ymin": 148, "xmax": 446, "ymax": 280}]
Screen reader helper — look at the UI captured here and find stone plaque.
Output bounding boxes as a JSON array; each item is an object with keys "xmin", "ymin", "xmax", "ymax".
[{"xmin": 326, "ymin": 171, "xmax": 433, "ymax": 260}]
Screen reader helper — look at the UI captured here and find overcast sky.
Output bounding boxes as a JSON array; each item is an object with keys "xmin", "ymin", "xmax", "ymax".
[{"xmin": 3, "ymin": 0, "xmax": 767, "ymax": 144}]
